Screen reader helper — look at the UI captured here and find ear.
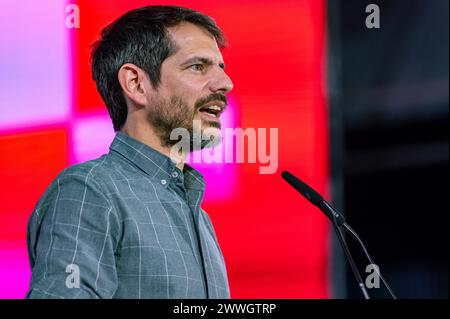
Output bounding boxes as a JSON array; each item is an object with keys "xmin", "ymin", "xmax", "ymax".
[{"xmin": 117, "ymin": 63, "xmax": 150, "ymax": 107}]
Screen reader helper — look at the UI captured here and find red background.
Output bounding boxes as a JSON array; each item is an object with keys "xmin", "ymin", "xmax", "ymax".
[{"xmin": 0, "ymin": 0, "xmax": 329, "ymax": 298}]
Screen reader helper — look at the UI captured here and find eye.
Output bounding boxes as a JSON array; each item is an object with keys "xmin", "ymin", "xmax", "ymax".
[{"xmin": 190, "ymin": 64, "xmax": 205, "ymax": 72}]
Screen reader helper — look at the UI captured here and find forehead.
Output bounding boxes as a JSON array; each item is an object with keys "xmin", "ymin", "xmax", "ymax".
[{"xmin": 166, "ymin": 22, "xmax": 222, "ymax": 60}]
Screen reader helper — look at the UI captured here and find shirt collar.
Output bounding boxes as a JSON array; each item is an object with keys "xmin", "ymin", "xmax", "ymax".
[{"xmin": 109, "ymin": 132, "xmax": 206, "ymax": 191}]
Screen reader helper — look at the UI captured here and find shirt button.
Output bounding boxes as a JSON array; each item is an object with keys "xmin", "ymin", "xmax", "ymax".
[
  {"xmin": 171, "ymin": 172, "xmax": 179, "ymax": 178},
  {"xmin": 161, "ymin": 179, "xmax": 167, "ymax": 185}
]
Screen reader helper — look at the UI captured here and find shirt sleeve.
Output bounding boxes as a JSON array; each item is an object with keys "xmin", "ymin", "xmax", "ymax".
[{"xmin": 26, "ymin": 170, "xmax": 121, "ymax": 299}]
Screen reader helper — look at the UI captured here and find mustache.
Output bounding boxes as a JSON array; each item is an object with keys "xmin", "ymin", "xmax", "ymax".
[{"xmin": 195, "ymin": 93, "xmax": 228, "ymax": 110}]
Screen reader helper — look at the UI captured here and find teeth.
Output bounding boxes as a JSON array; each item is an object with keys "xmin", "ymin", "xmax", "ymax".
[{"xmin": 206, "ymin": 105, "xmax": 221, "ymax": 111}]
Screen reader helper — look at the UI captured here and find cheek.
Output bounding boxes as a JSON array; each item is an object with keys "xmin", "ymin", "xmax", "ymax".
[
  {"xmin": 175, "ymin": 83, "xmax": 203, "ymax": 108},
  {"xmin": 162, "ymin": 67, "xmax": 199, "ymax": 91},
  {"xmin": 160, "ymin": 69, "xmax": 206, "ymax": 106},
  {"xmin": 175, "ymin": 79, "xmax": 203, "ymax": 99}
]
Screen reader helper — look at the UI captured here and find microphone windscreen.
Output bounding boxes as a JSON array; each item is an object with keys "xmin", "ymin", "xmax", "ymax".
[{"xmin": 281, "ymin": 171, "xmax": 324, "ymax": 206}]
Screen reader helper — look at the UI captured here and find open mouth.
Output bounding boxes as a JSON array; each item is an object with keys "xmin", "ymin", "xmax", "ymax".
[{"xmin": 198, "ymin": 105, "xmax": 223, "ymax": 119}]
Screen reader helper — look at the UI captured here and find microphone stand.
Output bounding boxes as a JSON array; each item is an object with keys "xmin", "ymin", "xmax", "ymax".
[
  {"xmin": 325, "ymin": 201, "xmax": 397, "ymax": 299},
  {"xmin": 343, "ymin": 223, "xmax": 397, "ymax": 299},
  {"xmin": 325, "ymin": 202, "xmax": 370, "ymax": 299},
  {"xmin": 281, "ymin": 171, "xmax": 397, "ymax": 299}
]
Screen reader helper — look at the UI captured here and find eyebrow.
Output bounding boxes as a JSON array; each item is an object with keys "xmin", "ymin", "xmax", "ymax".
[{"xmin": 182, "ymin": 56, "xmax": 225, "ymax": 69}]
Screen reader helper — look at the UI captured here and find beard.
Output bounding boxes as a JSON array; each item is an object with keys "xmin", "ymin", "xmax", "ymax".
[{"xmin": 145, "ymin": 93, "xmax": 226, "ymax": 151}]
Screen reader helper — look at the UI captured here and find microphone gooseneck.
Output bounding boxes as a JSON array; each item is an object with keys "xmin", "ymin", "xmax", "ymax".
[{"xmin": 281, "ymin": 170, "xmax": 396, "ymax": 299}]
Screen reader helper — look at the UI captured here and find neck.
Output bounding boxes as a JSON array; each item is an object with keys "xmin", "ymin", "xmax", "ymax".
[{"xmin": 120, "ymin": 123, "xmax": 187, "ymax": 171}]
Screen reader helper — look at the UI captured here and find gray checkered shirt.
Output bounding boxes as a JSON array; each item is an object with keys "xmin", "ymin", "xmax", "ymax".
[{"xmin": 26, "ymin": 132, "xmax": 230, "ymax": 299}]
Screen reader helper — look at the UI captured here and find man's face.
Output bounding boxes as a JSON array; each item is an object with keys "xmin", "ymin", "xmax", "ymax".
[{"xmin": 145, "ymin": 22, "xmax": 233, "ymax": 150}]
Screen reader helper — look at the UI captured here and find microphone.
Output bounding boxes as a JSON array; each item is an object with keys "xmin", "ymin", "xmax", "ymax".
[
  {"xmin": 281, "ymin": 171, "xmax": 346, "ymax": 226},
  {"xmin": 281, "ymin": 170, "xmax": 397, "ymax": 299}
]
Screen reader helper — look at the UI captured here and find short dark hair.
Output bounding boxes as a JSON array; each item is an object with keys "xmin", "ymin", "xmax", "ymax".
[{"xmin": 91, "ymin": 5, "xmax": 227, "ymax": 131}]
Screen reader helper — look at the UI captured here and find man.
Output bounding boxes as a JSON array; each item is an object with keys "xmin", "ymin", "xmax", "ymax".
[{"xmin": 26, "ymin": 5, "xmax": 233, "ymax": 299}]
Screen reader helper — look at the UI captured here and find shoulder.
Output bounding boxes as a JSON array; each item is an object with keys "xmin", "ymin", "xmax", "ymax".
[
  {"xmin": 59, "ymin": 154, "xmax": 111, "ymax": 182},
  {"xmin": 35, "ymin": 155, "xmax": 115, "ymax": 209},
  {"xmin": 29, "ymin": 155, "xmax": 123, "ymax": 232}
]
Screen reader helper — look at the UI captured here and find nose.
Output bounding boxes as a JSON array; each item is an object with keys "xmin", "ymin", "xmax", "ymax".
[{"xmin": 209, "ymin": 67, "xmax": 234, "ymax": 94}]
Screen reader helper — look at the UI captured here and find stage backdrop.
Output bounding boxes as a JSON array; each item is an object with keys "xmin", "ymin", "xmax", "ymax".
[{"xmin": 0, "ymin": 0, "xmax": 329, "ymax": 298}]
